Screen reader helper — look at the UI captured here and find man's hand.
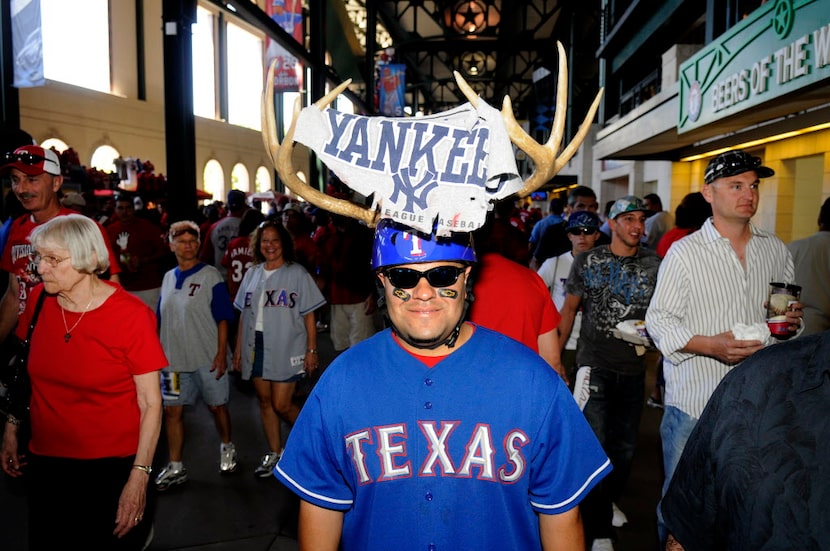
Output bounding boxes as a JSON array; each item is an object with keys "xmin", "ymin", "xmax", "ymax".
[
  {"xmin": 784, "ymin": 300, "xmax": 804, "ymax": 333},
  {"xmin": 211, "ymin": 354, "xmax": 228, "ymax": 379},
  {"xmin": 704, "ymin": 332, "xmax": 764, "ymax": 364}
]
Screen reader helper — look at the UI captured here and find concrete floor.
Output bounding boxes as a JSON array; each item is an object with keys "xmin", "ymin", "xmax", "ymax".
[{"xmin": 0, "ymin": 337, "xmax": 664, "ymax": 551}]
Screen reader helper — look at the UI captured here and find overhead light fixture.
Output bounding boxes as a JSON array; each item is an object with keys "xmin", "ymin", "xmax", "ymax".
[
  {"xmin": 458, "ymin": 51, "xmax": 496, "ymax": 77},
  {"xmin": 680, "ymin": 121, "xmax": 830, "ymax": 162},
  {"xmin": 443, "ymin": 1, "xmax": 500, "ymax": 36}
]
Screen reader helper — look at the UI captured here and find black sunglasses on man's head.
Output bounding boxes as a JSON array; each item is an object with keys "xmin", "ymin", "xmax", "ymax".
[{"xmin": 2, "ymin": 151, "xmax": 57, "ymax": 167}]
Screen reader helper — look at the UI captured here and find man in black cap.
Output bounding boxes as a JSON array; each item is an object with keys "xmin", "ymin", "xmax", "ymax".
[
  {"xmin": 200, "ymin": 189, "xmax": 248, "ymax": 277},
  {"xmin": 646, "ymin": 149, "xmax": 803, "ymax": 546}
]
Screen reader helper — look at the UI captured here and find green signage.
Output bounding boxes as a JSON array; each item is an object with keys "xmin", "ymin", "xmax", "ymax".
[{"xmin": 678, "ymin": 0, "xmax": 830, "ymax": 133}]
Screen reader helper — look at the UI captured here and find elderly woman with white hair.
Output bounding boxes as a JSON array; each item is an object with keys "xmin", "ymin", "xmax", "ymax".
[{"xmin": 0, "ymin": 213, "xmax": 167, "ymax": 550}]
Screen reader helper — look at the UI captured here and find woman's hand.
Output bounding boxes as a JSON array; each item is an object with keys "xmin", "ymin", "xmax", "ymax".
[
  {"xmin": 113, "ymin": 469, "xmax": 148, "ymax": 538},
  {"xmin": 304, "ymin": 350, "xmax": 319, "ymax": 375},
  {"xmin": 1, "ymin": 421, "xmax": 25, "ymax": 477}
]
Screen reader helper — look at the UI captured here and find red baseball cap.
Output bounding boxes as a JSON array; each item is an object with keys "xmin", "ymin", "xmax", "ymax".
[{"xmin": 1, "ymin": 145, "xmax": 61, "ymax": 176}]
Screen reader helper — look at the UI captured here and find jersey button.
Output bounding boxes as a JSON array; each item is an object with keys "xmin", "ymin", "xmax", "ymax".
[
  {"xmin": 427, "ymin": 544, "xmax": 436, "ymax": 551},
  {"xmin": 424, "ymin": 378, "xmax": 433, "ymax": 386},
  {"xmin": 423, "ymin": 401, "xmax": 432, "ymax": 409},
  {"xmin": 425, "ymin": 491, "xmax": 433, "ymax": 501}
]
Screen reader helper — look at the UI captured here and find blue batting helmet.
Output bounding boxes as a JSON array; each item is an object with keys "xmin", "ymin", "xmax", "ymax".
[{"xmin": 371, "ymin": 219, "xmax": 477, "ymax": 270}]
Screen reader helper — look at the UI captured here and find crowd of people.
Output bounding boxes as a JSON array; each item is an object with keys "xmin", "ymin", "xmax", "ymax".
[{"xmin": 0, "ymin": 136, "xmax": 827, "ymax": 551}]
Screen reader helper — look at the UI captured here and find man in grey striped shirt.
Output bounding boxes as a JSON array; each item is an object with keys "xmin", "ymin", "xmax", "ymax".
[{"xmin": 646, "ymin": 149, "xmax": 803, "ymax": 545}]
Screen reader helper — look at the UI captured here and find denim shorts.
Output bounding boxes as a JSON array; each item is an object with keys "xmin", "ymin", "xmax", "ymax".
[{"xmin": 161, "ymin": 367, "xmax": 230, "ymax": 407}]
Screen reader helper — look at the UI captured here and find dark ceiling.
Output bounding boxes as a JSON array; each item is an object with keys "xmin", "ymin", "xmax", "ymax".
[{"xmin": 370, "ymin": 1, "xmax": 601, "ymax": 122}]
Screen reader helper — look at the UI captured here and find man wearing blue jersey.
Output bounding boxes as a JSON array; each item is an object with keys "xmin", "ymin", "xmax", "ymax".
[{"xmin": 275, "ymin": 219, "xmax": 611, "ymax": 551}]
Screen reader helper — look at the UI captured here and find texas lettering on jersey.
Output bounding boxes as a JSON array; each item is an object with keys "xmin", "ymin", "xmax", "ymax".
[
  {"xmin": 243, "ymin": 289, "xmax": 298, "ymax": 309},
  {"xmin": 345, "ymin": 421, "xmax": 529, "ymax": 485}
]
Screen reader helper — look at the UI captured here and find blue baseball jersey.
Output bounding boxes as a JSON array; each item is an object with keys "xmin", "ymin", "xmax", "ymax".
[{"xmin": 275, "ymin": 325, "xmax": 611, "ymax": 550}]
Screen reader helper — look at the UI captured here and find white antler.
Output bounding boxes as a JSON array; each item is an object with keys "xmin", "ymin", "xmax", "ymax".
[
  {"xmin": 454, "ymin": 41, "xmax": 603, "ymax": 197},
  {"xmin": 261, "ymin": 60, "xmax": 380, "ymax": 226}
]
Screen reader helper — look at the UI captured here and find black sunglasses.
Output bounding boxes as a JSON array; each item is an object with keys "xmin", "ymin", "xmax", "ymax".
[
  {"xmin": 567, "ymin": 227, "xmax": 598, "ymax": 236},
  {"xmin": 384, "ymin": 266, "xmax": 465, "ymax": 289},
  {"xmin": 171, "ymin": 227, "xmax": 199, "ymax": 239},
  {"xmin": 2, "ymin": 151, "xmax": 57, "ymax": 167}
]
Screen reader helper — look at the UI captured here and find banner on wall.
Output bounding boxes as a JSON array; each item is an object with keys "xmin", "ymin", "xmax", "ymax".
[
  {"xmin": 11, "ymin": 0, "xmax": 45, "ymax": 88},
  {"xmin": 265, "ymin": 0, "xmax": 303, "ymax": 92},
  {"xmin": 378, "ymin": 64, "xmax": 406, "ymax": 116}
]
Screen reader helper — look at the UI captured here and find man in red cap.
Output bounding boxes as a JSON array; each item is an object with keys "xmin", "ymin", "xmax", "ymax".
[{"xmin": 0, "ymin": 145, "xmax": 120, "ymax": 340}]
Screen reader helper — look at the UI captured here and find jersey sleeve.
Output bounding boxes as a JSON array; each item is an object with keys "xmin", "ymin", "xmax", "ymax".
[
  {"xmin": 528, "ymin": 375, "xmax": 612, "ymax": 514},
  {"xmin": 274, "ymin": 381, "xmax": 355, "ymax": 511},
  {"xmin": 210, "ymin": 280, "xmax": 236, "ymax": 323},
  {"xmin": 232, "ymin": 267, "xmax": 254, "ymax": 311},
  {"xmin": 296, "ymin": 265, "xmax": 326, "ymax": 316}
]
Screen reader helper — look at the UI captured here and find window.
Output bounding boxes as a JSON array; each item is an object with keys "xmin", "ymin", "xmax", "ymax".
[
  {"xmin": 231, "ymin": 163, "xmax": 250, "ymax": 192},
  {"xmin": 282, "ymin": 91, "xmax": 302, "ymax": 135},
  {"xmin": 203, "ymin": 159, "xmax": 225, "ymax": 203},
  {"xmin": 255, "ymin": 166, "xmax": 272, "ymax": 192},
  {"xmin": 40, "ymin": 138, "xmax": 69, "ymax": 153},
  {"xmin": 41, "ymin": 0, "xmax": 110, "ymax": 92},
  {"xmin": 90, "ymin": 145, "xmax": 120, "ymax": 173},
  {"xmin": 192, "ymin": 6, "xmax": 217, "ymax": 118},
  {"xmin": 226, "ymin": 22, "xmax": 264, "ymax": 130}
]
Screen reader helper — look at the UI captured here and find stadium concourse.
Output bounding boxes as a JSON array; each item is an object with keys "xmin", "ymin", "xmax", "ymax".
[{"xmin": 0, "ymin": 335, "xmax": 663, "ymax": 551}]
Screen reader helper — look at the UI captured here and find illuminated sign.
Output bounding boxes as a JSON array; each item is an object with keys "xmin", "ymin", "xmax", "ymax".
[{"xmin": 678, "ymin": 0, "xmax": 830, "ymax": 133}]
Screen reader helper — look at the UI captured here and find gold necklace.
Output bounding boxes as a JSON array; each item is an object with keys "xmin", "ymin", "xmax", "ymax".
[{"xmin": 60, "ymin": 297, "xmax": 94, "ymax": 343}]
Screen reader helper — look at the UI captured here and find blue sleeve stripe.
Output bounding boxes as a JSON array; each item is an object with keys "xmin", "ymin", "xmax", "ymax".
[
  {"xmin": 531, "ymin": 457, "xmax": 612, "ymax": 512},
  {"xmin": 274, "ymin": 465, "xmax": 353, "ymax": 508}
]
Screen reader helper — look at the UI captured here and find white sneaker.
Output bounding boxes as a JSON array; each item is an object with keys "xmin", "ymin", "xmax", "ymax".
[
  {"xmin": 154, "ymin": 463, "xmax": 188, "ymax": 491},
  {"xmin": 591, "ymin": 538, "xmax": 615, "ymax": 551},
  {"xmin": 612, "ymin": 502, "xmax": 628, "ymax": 527},
  {"xmin": 572, "ymin": 366, "xmax": 591, "ymax": 411},
  {"xmin": 254, "ymin": 451, "xmax": 280, "ymax": 478},
  {"xmin": 219, "ymin": 442, "xmax": 238, "ymax": 474}
]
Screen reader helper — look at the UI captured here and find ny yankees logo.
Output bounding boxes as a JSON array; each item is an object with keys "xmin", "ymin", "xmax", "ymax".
[{"xmin": 390, "ymin": 168, "xmax": 438, "ymax": 212}]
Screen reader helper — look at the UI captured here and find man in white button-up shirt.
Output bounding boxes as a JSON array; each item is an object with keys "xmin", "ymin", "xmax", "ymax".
[{"xmin": 646, "ymin": 149, "xmax": 803, "ymax": 545}]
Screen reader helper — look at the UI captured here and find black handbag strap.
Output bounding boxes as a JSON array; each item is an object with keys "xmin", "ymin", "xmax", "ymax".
[{"xmin": 22, "ymin": 290, "xmax": 48, "ymax": 347}]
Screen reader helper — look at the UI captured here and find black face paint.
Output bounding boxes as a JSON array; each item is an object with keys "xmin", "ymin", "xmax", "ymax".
[
  {"xmin": 438, "ymin": 288, "xmax": 458, "ymax": 299},
  {"xmin": 393, "ymin": 288, "xmax": 411, "ymax": 301}
]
